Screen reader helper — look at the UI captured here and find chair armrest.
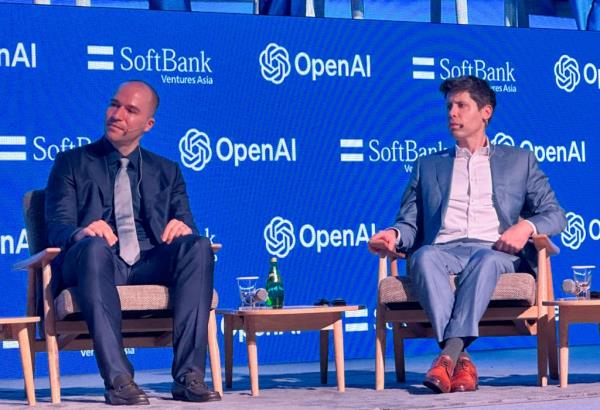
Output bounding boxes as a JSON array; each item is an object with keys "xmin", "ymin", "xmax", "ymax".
[
  {"xmin": 377, "ymin": 251, "xmax": 407, "ymax": 283},
  {"xmin": 532, "ymin": 234, "xmax": 559, "ymax": 256},
  {"xmin": 12, "ymin": 248, "xmax": 61, "ymax": 271}
]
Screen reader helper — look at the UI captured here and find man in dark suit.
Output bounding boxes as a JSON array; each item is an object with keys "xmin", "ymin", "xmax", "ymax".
[
  {"xmin": 45, "ymin": 80, "xmax": 220, "ymax": 405},
  {"xmin": 369, "ymin": 76, "xmax": 566, "ymax": 394}
]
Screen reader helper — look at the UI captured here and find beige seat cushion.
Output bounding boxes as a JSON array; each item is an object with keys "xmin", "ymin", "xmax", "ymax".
[
  {"xmin": 379, "ymin": 272, "xmax": 536, "ymax": 307},
  {"xmin": 55, "ymin": 285, "xmax": 219, "ymax": 321}
]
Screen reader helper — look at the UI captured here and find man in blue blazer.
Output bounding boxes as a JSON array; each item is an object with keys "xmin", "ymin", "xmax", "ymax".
[
  {"xmin": 45, "ymin": 80, "xmax": 220, "ymax": 405},
  {"xmin": 369, "ymin": 76, "xmax": 566, "ymax": 394}
]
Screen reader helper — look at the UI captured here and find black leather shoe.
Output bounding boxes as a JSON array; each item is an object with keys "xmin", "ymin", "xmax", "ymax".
[
  {"xmin": 172, "ymin": 372, "xmax": 221, "ymax": 402},
  {"xmin": 104, "ymin": 374, "xmax": 149, "ymax": 406}
]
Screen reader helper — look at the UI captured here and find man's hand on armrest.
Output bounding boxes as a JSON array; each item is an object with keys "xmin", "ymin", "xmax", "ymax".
[
  {"xmin": 368, "ymin": 229, "xmax": 399, "ymax": 258},
  {"xmin": 73, "ymin": 220, "xmax": 118, "ymax": 247},
  {"xmin": 493, "ymin": 220, "xmax": 535, "ymax": 254}
]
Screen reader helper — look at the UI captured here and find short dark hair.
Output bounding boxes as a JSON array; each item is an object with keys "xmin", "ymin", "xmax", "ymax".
[
  {"xmin": 122, "ymin": 79, "xmax": 160, "ymax": 115},
  {"xmin": 439, "ymin": 75, "xmax": 496, "ymax": 111}
]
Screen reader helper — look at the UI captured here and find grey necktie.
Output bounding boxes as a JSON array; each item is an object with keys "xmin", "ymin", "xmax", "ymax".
[{"xmin": 114, "ymin": 158, "xmax": 140, "ymax": 265}]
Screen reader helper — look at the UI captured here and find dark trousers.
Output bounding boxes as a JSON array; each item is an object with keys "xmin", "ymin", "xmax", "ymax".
[{"xmin": 60, "ymin": 235, "xmax": 214, "ymax": 387}]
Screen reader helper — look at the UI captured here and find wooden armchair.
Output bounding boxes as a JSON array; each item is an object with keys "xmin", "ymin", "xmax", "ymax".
[
  {"xmin": 13, "ymin": 190, "xmax": 223, "ymax": 404},
  {"xmin": 374, "ymin": 235, "xmax": 560, "ymax": 390}
]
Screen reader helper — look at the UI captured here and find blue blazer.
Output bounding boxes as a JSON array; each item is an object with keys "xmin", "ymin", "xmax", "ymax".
[{"xmin": 393, "ymin": 144, "xmax": 566, "ymax": 270}]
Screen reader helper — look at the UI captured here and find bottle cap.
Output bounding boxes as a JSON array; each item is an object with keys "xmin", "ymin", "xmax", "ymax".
[{"xmin": 271, "ymin": 257, "xmax": 277, "ymax": 263}]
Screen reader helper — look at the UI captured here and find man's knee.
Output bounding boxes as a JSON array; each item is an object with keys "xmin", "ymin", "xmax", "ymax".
[
  {"xmin": 410, "ymin": 245, "xmax": 443, "ymax": 277},
  {"xmin": 172, "ymin": 235, "xmax": 213, "ymax": 258},
  {"xmin": 66, "ymin": 237, "xmax": 114, "ymax": 271},
  {"xmin": 470, "ymin": 248, "xmax": 516, "ymax": 273}
]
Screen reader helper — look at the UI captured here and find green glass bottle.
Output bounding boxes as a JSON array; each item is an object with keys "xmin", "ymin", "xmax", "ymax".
[{"xmin": 265, "ymin": 257, "xmax": 284, "ymax": 309}]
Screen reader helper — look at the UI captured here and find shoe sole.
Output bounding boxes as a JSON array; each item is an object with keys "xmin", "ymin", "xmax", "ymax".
[
  {"xmin": 423, "ymin": 377, "xmax": 450, "ymax": 394},
  {"xmin": 104, "ymin": 393, "xmax": 150, "ymax": 406},
  {"xmin": 451, "ymin": 384, "xmax": 479, "ymax": 393},
  {"xmin": 172, "ymin": 390, "xmax": 222, "ymax": 402}
]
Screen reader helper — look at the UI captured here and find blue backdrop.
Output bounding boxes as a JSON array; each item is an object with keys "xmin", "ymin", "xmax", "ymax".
[{"xmin": 0, "ymin": 3, "xmax": 599, "ymax": 379}]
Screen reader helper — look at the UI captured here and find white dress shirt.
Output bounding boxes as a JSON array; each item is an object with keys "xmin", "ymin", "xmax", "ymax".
[
  {"xmin": 435, "ymin": 144, "xmax": 500, "ymax": 243},
  {"xmin": 392, "ymin": 142, "xmax": 536, "ymax": 247}
]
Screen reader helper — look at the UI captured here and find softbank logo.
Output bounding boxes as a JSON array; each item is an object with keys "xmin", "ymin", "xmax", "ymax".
[
  {"xmin": 338, "ymin": 137, "xmax": 448, "ymax": 172},
  {"xmin": 86, "ymin": 44, "xmax": 214, "ymax": 85},
  {"xmin": 179, "ymin": 128, "xmax": 296, "ymax": 171},
  {"xmin": 490, "ymin": 132, "xmax": 586, "ymax": 163},
  {"xmin": 263, "ymin": 216, "xmax": 376, "ymax": 258},
  {"xmin": 339, "ymin": 139, "xmax": 364, "ymax": 162},
  {"xmin": 411, "ymin": 55, "xmax": 517, "ymax": 92},
  {"xmin": 0, "ymin": 136, "xmax": 26, "ymax": 161},
  {"xmin": 412, "ymin": 57, "xmax": 435, "ymax": 80},
  {"xmin": 87, "ymin": 45, "xmax": 114, "ymax": 71},
  {"xmin": 554, "ymin": 54, "xmax": 600, "ymax": 93},
  {"xmin": 259, "ymin": 42, "xmax": 371, "ymax": 84}
]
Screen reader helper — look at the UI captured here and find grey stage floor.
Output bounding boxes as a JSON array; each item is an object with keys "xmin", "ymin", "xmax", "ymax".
[{"xmin": 2, "ymin": 346, "xmax": 600, "ymax": 409}]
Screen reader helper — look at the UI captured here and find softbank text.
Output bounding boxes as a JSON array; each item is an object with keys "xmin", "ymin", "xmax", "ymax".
[
  {"xmin": 33, "ymin": 136, "xmax": 91, "ymax": 161},
  {"xmin": 440, "ymin": 58, "xmax": 515, "ymax": 82},
  {"xmin": 368, "ymin": 140, "xmax": 447, "ymax": 163},
  {"xmin": 120, "ymin": 47, "xmax": 212, "ymax": 73}
]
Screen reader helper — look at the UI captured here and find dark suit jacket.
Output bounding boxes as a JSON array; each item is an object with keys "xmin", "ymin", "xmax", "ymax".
[
  {"xmin": 45, "ymin": 138, "xmax": 199, "ymax": 272},
  {"xmin": 393, "ymin": 144, "xmax": 567, "ymax": 272}
]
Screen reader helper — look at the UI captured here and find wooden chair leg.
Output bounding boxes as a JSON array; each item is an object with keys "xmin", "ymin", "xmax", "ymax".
[
  {"xmin": 207, "ymin": 310, "xmax": 223, "ymax": 396},
  {"xmin": 375, "ymin": 306, "xmax": 386, "ymax": 390},
  {"xmin": 392, "ymin": 323, "xmax": 406, "ymax": 383},
  {"xmin": 16, "ymin": 325, "xmax": 36, "ymax": 406},
  {"xmin": 46, "ymin": 335, "xmax": 61, "ymax": 404},
  {"xmin": 319, "ymin": 329, "xmax": 328, "ymax": 384}
]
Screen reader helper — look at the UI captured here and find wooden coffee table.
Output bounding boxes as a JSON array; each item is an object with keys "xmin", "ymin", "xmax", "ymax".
[
  {"xmin": 217, "ymin": 305, "xmax": 364, "ymax": 396},
  {"xmin": 0, "ymin": 316, "xmax": 40, "ymax": 405},
  {"xmin": 543, "ymin": 299, "xmax": 600, "ymax": 387}
]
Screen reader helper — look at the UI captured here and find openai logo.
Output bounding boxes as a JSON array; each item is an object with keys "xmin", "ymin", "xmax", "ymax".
[
  {"xmin": 179, "ymin": 128, "xmax": 212, "ymax": 171},
  {"xmin": 554, "ymin": 55, "xmax": 580, "ymax": 93},
  {"xmin": 259, "ymin": 43, "xmax": 291, "ymax": 85},
  {"xmin": 264, "ymin": 216, "xmax": 296, "ymax": 258},
  {"xmin": 491, "ymin": 132, "xmax": 515, "ymax": 146},
  {"xmin": 561, "ymin": 211, "xmax": 586, "ymax": 250}
]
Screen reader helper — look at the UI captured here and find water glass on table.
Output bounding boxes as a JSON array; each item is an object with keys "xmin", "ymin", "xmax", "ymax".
[
  {"xmin": 572, "ymin": 265, "xmax": 595, "ymax": 300},
  {"xmin": 236, "ymin": 276, "xmax": 259, "ymax": 307}
]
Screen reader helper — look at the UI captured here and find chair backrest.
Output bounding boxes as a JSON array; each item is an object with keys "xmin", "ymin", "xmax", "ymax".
[{"xmin": 23, "ymin": 190, "xmax": 48, "ymax": 256}]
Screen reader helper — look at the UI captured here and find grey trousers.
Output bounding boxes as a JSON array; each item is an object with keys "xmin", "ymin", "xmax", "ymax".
[{"xmin": 410, "ymin": 241, "xmax": 521, "ymax": 343}]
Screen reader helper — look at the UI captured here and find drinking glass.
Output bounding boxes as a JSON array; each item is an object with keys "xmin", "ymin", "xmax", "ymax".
[
  {"xmin": 572, "ymin": 265, "xmax": 595, "ymax": 300},
  {"xmin": 236, "ymin": 276, "xmax": 259, "ymax": 307}
]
